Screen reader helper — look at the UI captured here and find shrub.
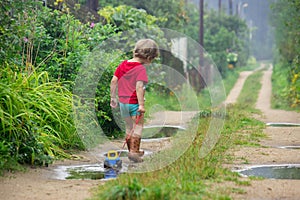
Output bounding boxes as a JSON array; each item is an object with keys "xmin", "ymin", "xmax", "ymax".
[{"xmin": 0, "ymin": 65, "xmax": 84, "ymax": 170}]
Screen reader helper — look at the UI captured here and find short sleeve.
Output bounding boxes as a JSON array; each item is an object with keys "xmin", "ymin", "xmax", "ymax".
[
  {"xmin": 114, "ymin": 62, "xmax": 123, "ymax": 79},
  {"xmin": 136, "ymin": 66, "xmax": 148, "ymax": 83}
]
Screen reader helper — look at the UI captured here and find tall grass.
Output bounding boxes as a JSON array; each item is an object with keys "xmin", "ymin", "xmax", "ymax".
[
  {"xmin": 271, "ymin": 63, "xmax": 300, "ymax": 111},
  {"xmin": 0, "ymin": 66, "xmax": 83, "ymax": 170},
  {"xmin": 237, "ymin": 70, "xmax": 264, "ymax": 112}
]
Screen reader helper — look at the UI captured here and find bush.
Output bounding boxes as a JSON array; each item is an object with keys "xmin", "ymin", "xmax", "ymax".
[{"xmin": 0, "ymin": 65, "xmax": 84, "ymax": 170}]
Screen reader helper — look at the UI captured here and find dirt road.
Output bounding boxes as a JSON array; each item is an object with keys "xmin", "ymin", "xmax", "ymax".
[
  {"xmin": 0, "ymin": 64, "xmax": 299, "ymax": 200},
  {"xmin": 229, "ymin": 65, "xmax": 300, "ymax": 200}
]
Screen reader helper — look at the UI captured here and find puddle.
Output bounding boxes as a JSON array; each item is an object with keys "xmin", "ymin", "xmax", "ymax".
[
  {"xmin": 142, "ymin": 125, "xmax": 186, "ymax": 139},
  {"xmin": 51, "ymin": 126, "xmax": 185, "ymax": 180},
  {"xmin": 266, "ymin": 122, "xmax": 300, "ymax": 127},
  {"xmin": 53, "ymin": 164, "xmax": 125, "ymax": 180},
  {"xmin": 277, "ymin": 146, "xmax": 300, "ymax": 150},
  {"xmin": 235, "ymin": 164, "xmax": 300, "ymax": 180}
]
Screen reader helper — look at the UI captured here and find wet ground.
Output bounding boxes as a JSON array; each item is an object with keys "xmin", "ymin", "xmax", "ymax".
[
  {"xmin": 227, "ymin": 65, "xmax": 300, "ymax": 199},
  {"xmin": 42, "ymin": 125, "xmax": 186, "ymax": 181}
]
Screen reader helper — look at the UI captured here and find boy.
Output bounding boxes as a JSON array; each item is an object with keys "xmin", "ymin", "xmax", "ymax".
[{"xmin": 110, "ymin": 39, "xmax": 159, "ymax": 162}]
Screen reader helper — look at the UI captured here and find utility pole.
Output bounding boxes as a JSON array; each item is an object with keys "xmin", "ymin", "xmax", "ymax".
[
  {"xmin": 219, "ymin": 0, "xmax": 222, "ymax": 14},
  {"xmin": 229, "ymin": 0, "xmax": 233, "ymax": 15},
  {"xmin": 198, "ymin": 0, "xmax": 205, "ymax": 91},
  {"xmin": 199, "ymin": 0, "xmax": 204, "ymax": 51}
]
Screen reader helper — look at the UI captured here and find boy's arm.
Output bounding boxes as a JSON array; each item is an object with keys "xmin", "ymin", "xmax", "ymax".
[
  {"xmin": 136, "ymin": 81, "xmax": 145, "ymax": 113},
  {"xmin": 110, "ymin": 76, "xmax": 118, "ymax": 108}
]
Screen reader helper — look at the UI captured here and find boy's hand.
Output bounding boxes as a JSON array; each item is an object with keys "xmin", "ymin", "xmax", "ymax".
[
  {"xmin": 138, "ymin": 105, "xmax": 146, "ymax": 113},
  {"xmin": 110, "ymin": 98, "xmax": 118, "ymax": 108}
]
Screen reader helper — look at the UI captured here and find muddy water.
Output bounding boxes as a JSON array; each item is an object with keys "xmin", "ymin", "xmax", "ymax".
[
  {"xmin": 51, "ymin": 126, "xmax": 185, "ymax": 180},
  {"xmin": 53, "ymin": 163, "xmax": 125, "ymax": 180},
  {"xmin": 266, "ymin": 122, "xmax": 300, "ymax": 127},
  {"xmin": 235, "ymin": 164, "xmax": 300, "ymax": 180},
  {"xmin": 277, "ymin": 146, "xmax": 300, "ymax": 150}
]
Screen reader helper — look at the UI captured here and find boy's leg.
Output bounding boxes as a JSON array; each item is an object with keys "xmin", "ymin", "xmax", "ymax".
[
  {"xmin": 120, "ymin": 103, "xmax": 134, "ymax": 151},
  {"xmin": 124, "ymin": 117, "xmax": 133, "ymax": 151},
  {"xmin": 128, "ymin": 114, "xmax": 144, "ymax": 162}
]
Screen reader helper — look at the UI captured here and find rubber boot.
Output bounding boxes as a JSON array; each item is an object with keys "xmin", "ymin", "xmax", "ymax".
[
  {"xmin": 126, "ymin": 134, "xmax": 144, "ymax": 156},
  {"xmin": 126, "ymin": 134, "xmax": 131, "ymax": 152},
  {"xmin": 128, "ymin": 135, "xmax": 144, "ymax": 162}
]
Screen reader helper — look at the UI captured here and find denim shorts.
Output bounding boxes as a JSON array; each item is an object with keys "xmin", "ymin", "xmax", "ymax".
[{"xmin": 119, "ymin": 103, "xmax": 140, "ymax": 118}]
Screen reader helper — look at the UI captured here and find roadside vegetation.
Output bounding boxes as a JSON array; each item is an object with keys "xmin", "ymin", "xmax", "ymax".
[{"xmin": 270, "ymin": 0, "xmax": 300, "ymax": 110}]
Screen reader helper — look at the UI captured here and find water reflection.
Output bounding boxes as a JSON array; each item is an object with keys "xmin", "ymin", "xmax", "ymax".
[
  {"xmin": 236, "ymin": 164, "xmax": 300, "ymax": 179},
  {"xmin": 53, "ymin": 164, "xmax": 123, "ymax": 180},
  {"xmin": 104, "ymin": 168, "xmax": 119, "ymax": 179}
]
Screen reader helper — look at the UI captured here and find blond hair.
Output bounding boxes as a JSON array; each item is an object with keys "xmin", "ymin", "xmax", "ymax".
[{"xmin": 133, "ymin": 39, "xmax": 159, "ymax": 61}]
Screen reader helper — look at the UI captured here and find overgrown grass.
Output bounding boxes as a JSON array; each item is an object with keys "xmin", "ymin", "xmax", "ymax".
[
  {"xmin": 236, "ymin": 69, "xmax": 264, "ymax": 113},
  {"xmin": 90, "ymin": 65, "xmax": 266, "ymax": 200},
  {"xmin": 0, "ymin": 66, "xmax": 84, "ymax": 172},
  {"xmin": 223, "ymin": 70, "xmax": 239, "ymax": 96},
  {"xmin": 271, "ymin": 63, "xmax": 300, "ymax": 111}
]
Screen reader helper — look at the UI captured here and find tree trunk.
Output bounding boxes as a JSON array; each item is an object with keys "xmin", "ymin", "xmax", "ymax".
[
  {"xmin": 86, "ymin": 0, "xmax": 98, "ymax": 12},
  {"xmin": 229, "ymin": 0, "xmax": 233, "ymax": 15},
  {"xmin": 198, "ymin": 0, "xmax": 205, "ymax": 91}
]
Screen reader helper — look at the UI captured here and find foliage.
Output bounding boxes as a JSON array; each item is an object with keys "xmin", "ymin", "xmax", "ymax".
[
  {"xmin": 183, "ymin": 5, "xmax": 249, "ymax": 77},
  {"xmin": 270, "ymin": 0, "xmax": 300, "ymax": 109},
  {"xmin": 272, "ymin": 62, "xmax": 295, "ymax": 110},
  {"xmin": 204, "ymin": 11, "xmax": 249, "ymax": 77},
  {"xmin": 0, "ymin": 2, "xmax": 118, "ymax": 84},
  {"xmin": 98, "ymin": 5, "xmax": 160, "ymax": 31},
  {"xmin": 102, "ymin": 178, "xmax": 148, "ymax": 200},
  {"xmin": 97, "ymin": 0, "xmax": 187, "ymax": 30},
  {"xmin": 0, "ymin": 141, "xmax": 21, "ymax": 174},
  {"xmin": 0, "ymin": 65, "xmax": 84, "ymax": 171}
]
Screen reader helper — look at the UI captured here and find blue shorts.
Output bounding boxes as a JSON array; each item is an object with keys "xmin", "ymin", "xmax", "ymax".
[{"xmin": 119, "ymin": 103, "xmax": 140, "ymax": 118}]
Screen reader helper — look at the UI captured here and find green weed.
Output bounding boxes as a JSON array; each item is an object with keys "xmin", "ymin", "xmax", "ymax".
[
  {"xmin": 0, "ymin": 66, "xmax": 84, "ymax": 171},
  {"xmin": 237, "ymin": 70, "xmax": 263, "ymax": 110}
]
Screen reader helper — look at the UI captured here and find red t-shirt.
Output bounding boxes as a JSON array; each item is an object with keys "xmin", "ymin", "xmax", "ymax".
[{"xmin": 114, "ymin": 60, "xmax": 148, "ymax": 104}]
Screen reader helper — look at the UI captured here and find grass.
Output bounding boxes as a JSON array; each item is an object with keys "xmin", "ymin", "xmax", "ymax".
[
  {"xmin": 90, "ymin": 64, "xmax": 267, "ymax": 200},
  {"xmin": 0, "ymin": 66, "xmax": 84, "ymax": 172},
  {"xmin": 271, "ymin": 64, "xmax": 300, "ymax": 111},
  {"xmin": 236, "ymin": 69, "xmax": 264, "ymax": 113}
]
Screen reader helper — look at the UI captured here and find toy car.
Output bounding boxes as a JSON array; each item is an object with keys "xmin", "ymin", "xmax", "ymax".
[{"xmin": 104, "ymin": 150, "xmax": 122, "ymax": 169}]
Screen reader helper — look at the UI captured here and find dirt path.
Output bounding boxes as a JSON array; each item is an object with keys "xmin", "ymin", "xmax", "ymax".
[
  {"xmin": 0, "ymin": 113, "xmax": 198, "ymax": 199},
  {"xmin": 229, "ymin": 64, "xmax": 300, "ymax": 200},
  {"xmin": 1, "ymin": 64, "xmax": 299, "ymax": 200}
]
